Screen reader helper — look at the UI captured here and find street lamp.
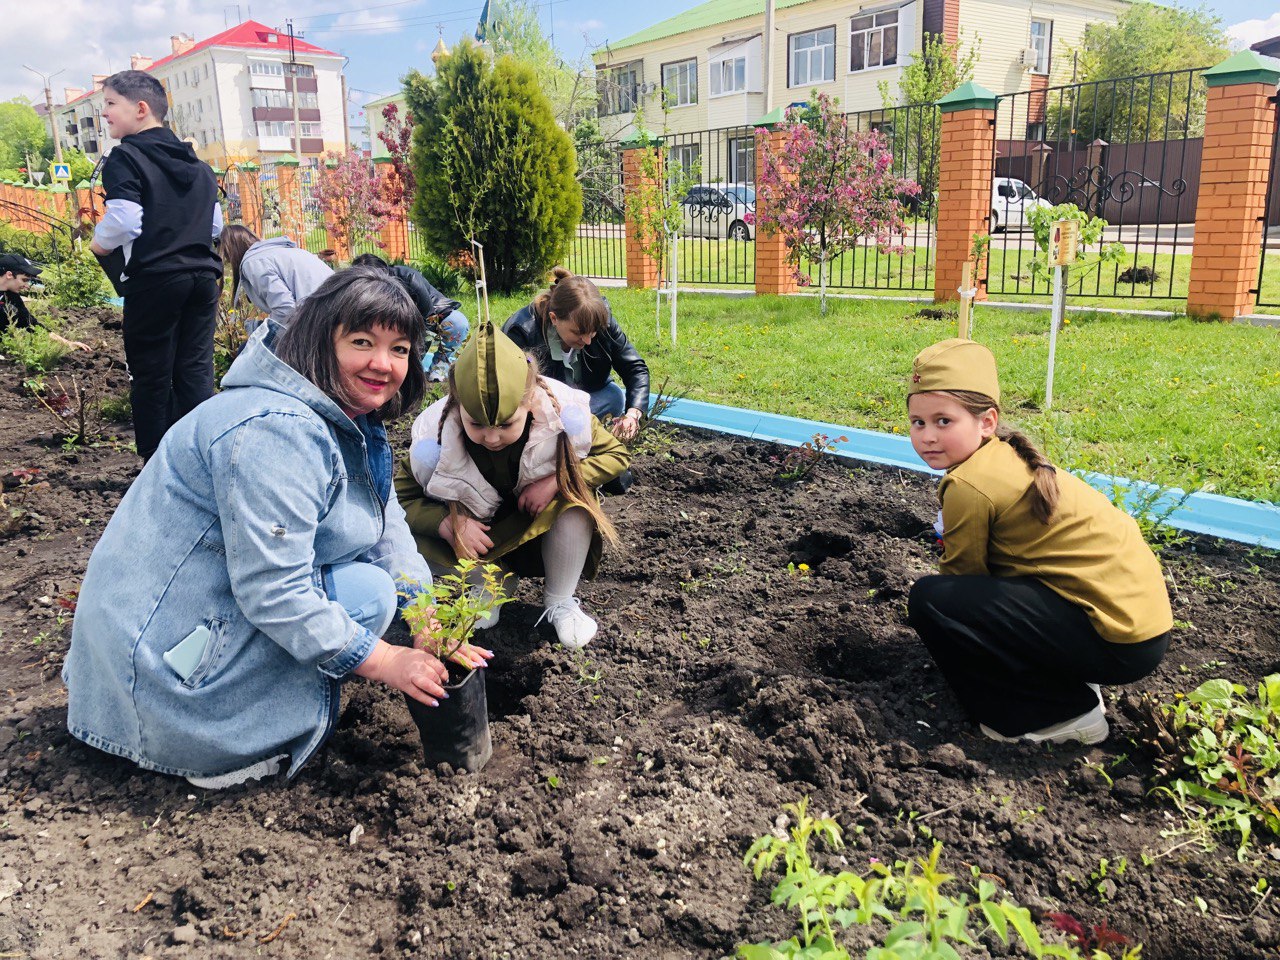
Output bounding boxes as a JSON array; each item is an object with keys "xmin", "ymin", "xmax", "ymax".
[{"xmin": 23, "ymin": 64, "xmax": 66, "ymax": 164}]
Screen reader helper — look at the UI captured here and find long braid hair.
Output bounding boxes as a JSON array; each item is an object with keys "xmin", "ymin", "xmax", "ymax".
[
  {"xmin": 436, "ymin": 360, "xmax": 618, "ymax": 558},
  {"xmin": 944, "ymin": 389, "xmax": 1060, "ymax": 525}
]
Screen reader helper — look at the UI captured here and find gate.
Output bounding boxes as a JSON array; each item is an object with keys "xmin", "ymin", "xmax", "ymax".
[
  {"xmin": 1257, "ymin": 91, "xmax": 1280, "ymax": 309},
  {"xmin": 989, "ymin": 68, "xmax": 1206, "ymax": 302},
  {"xmin": 571, "ymin": 137, "xmax": 626, "ymax": 280}
]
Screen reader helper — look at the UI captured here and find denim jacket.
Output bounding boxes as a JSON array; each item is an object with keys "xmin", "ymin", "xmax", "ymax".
[{"xmin": 62, "ymin": 322, "xmax": 430, "ymax": 779}]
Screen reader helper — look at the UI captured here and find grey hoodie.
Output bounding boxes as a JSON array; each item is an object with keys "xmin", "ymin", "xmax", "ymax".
[{"xmin": 237, "ymin": 236, "xmax": 333, "ymax": 325}]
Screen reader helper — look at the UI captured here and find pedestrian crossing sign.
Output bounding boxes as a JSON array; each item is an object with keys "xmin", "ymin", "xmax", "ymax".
[{"xmin": 51, "ymin": 163, "xmax": 71, "ymax": 181}]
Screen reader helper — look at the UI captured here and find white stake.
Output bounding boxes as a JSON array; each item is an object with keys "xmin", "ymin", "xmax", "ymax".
[{"xmin": 1046, "ymin": 263, "xmax": 1065, "ymax": 410}]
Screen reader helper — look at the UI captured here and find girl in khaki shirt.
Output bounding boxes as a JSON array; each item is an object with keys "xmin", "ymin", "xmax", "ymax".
[{"xmin": 905, "ymin": 339, "xmax": 1171, "ymax": 745}]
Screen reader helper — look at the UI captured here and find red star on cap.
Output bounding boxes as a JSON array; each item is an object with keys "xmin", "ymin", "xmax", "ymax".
[{"xmin": 912, "ymin": 373, "xmax": 921, "ymax": 382}]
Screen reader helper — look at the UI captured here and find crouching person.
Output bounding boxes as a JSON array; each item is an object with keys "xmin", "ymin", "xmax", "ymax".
[
  {"xmin": 396, "ymin": 322, "xmax": 630, "ymax": 650},
  {"xmin": 904, "ymin": 339, "xmax": 1172, "ymax": 746},
  {"xmin": 63, "ymin": 269, "xmax": 483, "ymax": 789}
]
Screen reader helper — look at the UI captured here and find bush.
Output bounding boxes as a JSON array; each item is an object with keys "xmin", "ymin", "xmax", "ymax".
[
  {"xmin": 405, "ymin": 39, "xmax": 581, "ymax": 294},
  {"xmin": 0, "ymin": 325, "xmax": 69, "ymax": 373},
  {"xmin": 45, "ymin": 242, "xmax": 110, "ymax": 308},
  {"xmin": 411, "ymin": 255, "xmax": 468, "ymax": 298}
]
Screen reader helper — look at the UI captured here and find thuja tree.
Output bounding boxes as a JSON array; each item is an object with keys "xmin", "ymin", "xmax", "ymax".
[
  {"xmin": 405, "ymin": 39, "xmax": 580, "ymax": 293},
  {"xmin": 315, "ymin": 150, "xmax": 393, "ymax": 253},
  {"xmin": 753, "ymin": 93, "xmax": 919, "ymax": 315}
]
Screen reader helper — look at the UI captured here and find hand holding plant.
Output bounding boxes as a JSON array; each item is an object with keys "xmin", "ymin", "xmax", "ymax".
[{"xmin": 401, "ymin": 560, "xmax": 511, "ymax": 670}]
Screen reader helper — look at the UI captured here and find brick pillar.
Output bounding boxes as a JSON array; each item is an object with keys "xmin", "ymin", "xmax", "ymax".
[
  {"xmin": 934, "ymin": 81, "xmax": 997, "ymax": 303},
  {"xmin": 1187, "ymin": 51, "xmax": 1280, "ymax": 321},
  {"xmin": 275, "ymin": 155, "xmax": 305, "ymax": 245},
  {"xmin": 753, "ymin": 118, "xmax": 798, "ymax": 296},
  {"xmin": 73, "ymin": 180, "xmax": 99, "ymax": 228},
  {"xmin": 621, "ymin": 138, "xmax": 662, "ymax": 289},
  {"xmin": 375, "ymin": 157, "xmax": 410, "ymax": 261},
  {"xmin": 237, "ymin": 163, "xmax": 264, "ymax": 236}
]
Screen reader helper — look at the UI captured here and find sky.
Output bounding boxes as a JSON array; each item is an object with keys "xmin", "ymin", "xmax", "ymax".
[{"xmin": 1, "ymin": 0, "xmax": 1277, "ymax": 117}]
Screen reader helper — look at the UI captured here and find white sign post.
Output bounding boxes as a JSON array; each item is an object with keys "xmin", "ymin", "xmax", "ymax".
[{"xmin": 1044, "ymin": 220, "xmax": 1079, "ymax": 410}]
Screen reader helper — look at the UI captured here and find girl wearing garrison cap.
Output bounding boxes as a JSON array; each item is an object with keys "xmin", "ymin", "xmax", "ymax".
[
  {"xmin": 905, "ymin": 339, "xmax": 1172, "ymax": 745},
  {"xmin": 395, "ymin": 322, "xmax": 630, "ymax": 649}
]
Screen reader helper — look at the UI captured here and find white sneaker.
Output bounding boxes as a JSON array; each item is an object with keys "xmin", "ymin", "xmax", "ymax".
[
  {"xmin": 187, "ymin": 754, "xmax": 286, "ymax": 790},
  {"xmin": 426, "ymin": 361, "xmax": 450, "ymax": 383},
  {"xmin": 537, "ymin": 598, "xmax": 597, "ymax": 650},
  {"xmin": 1088, "ymin": 683, "xmax": 1105, "ymax": 711},
  {"xmin": 980, "ymin": 703, "xmax": 1110, "ymax": 746}
]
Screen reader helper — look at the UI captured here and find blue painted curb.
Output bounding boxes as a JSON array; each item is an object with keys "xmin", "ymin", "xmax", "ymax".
[{"xmin": 657, "ymin": 397, "xmax": 1280, "ymax": 550}]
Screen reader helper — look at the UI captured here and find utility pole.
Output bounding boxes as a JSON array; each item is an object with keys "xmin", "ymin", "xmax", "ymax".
[
  {"xmin": 23, "ymin": 64, "xmax": 66, "ymax": 164},
  {"xmin": 763, "ymin": 0, "xmax": 775, "ymax": 115},
  {"xmin": 286, "ymin": 20, "xmax": 303, "ymax": 158}
]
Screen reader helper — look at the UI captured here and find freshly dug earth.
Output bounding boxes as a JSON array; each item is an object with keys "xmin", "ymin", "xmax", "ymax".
[{"xmin": 1, "ymin": 307, "xmax": 1278, "ymax": 959}]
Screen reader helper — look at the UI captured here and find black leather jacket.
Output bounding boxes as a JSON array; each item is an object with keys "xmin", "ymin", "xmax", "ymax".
[{"xmin": 503, "ymin": 303, "xmax": 650, "ymax": 414}]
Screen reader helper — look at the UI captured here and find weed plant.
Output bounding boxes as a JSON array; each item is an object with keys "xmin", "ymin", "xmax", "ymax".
[
  {"xmin": 738, "ymin": 797, "xmax": 1142, "ymax": 959},
  {"xmin": 1155, "ymin": 675, "xmax": 1280, "ymax": 860}
]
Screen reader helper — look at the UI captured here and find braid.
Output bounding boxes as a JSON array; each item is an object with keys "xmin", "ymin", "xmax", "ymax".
[{"xmin": 997, "ymin": 425, "xmax": 1060, "ymax": 524}]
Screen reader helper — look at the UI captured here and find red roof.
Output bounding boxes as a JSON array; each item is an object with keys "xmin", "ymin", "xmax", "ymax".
[{"xmin": 63, "ymin": 20, "xmax": 339, "ymax": 105}]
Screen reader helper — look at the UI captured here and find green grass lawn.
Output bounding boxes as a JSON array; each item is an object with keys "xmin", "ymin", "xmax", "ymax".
[
  {"xmin": 487, "ymin": 287, "xmax": 1280, "ymax": 503},
  {"xmin": 565, "ymin": 235, "xmax": 1280, "ymax": 315}
]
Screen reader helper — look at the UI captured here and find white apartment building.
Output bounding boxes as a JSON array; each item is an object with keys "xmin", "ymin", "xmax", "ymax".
[
  {"xmin": 593, "ymin": 0, "xmax": 1131, "ymax": 139},
  {"xmin": 55, "ymin": 20, "xmax": 349, "ymax": 168}
]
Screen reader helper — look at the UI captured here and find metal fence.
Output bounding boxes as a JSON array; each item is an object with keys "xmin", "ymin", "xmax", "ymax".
[
  {"xmin": 572, "ymin": 138, "xmax": 626, "ymax": 280},
  {"xmin": 990, "ymin": 68, "xmax": 1207, "ymax": 301},
  {"xmin": 1259, "ymin": 94, "xmax": 1280, "ymax": 309},
  {"xmin": 821, "ymin": 103, "xmax": 939, "ymax": 293}
]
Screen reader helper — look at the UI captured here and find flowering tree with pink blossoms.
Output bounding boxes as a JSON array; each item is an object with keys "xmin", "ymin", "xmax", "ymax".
[
  {"xmin": 752, "ymin": 93, "xmax": 919, "ymax": 315},
  {"xmin": 314, "ymin": 150, "xmax": 394, "ymax": 256}
]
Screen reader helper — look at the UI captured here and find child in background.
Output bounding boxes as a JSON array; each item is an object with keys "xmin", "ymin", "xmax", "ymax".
[
  {"xmin": 396, "ymin": 322, "xmax": 630, "ymax": 649},
  {"xmin": 217, "ymin": 225, "xmax": 333, "ymax": 331},
  {"xmin": 905, "ymin": 338, "xmax": 1172, "ymax": 745},
  {"xmin": 88, "ymin": 70, "xmax": 222, "ymax": 460}
]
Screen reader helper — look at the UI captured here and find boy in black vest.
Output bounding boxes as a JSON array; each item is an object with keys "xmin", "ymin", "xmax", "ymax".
[{"xmin": 89, "ymin": 70, "xmax": 223, "ymax": 460}]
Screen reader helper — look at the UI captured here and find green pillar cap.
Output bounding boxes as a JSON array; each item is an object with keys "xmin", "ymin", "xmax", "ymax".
[
  {"xmin": 372, "ymin": 155, "xmax": 395, "ymax": 165},
  {"xmin": 751, "ymin": 105, "xmax": 788, "ymax": 128},
  {"xmin": 48, "ymin": 184, "xmax": 70, "ymax": 193},
  {"xmin": 620, "ymin": 128, "xmax": 662, "ymax": 149},
  {"xmin": 275, "ymin": 154, "xmax": 300, "ymax": 166},
  {"xmin": 937, "ymin": 81, "xmax": 998, "ymax": 113},
  {"xmin": 239, "ymin": 161, "xmax": 260, "ymax": 172},
  {"xmin": 324, "ymin": 158, "xmax": 338, "ymax": 169},
  {"xmin": 1202, "ymin": 50, "xmax": 1280, "ymax": 88},
  {"xmin": 75, "ymin": 179, "xmax": 92, "ymax": 188}
]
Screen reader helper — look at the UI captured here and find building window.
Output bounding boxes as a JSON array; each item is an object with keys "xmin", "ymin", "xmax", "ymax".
[
  {"xmin": 297, "ymin": 91, "xmax": 319, "ymax": 109},
  {"xmin": 250, "ymin": 60, "xmax": 285, "ymax": 77},
  {"xmin": 257, "ymin": 120, "xmax": 292, "ymax": 137},
  {"xmin": 710, "ymin": 54, "xmax": 747, "ymax": 96},
  {"xmin": 292, "ymin": 63, "xmax": 316, "ymax": 78},
  {"xmin": 850, "ymin": 10, "xmax": 899, "ymax": 71},
  {"xmin": 598, "ymin": 64, "xmax": 639, "ymax": 116},
  {"xmin": 661, "ymin": 59, "xmax": 698, "ymax": 107},
  {"xmin": 669, "ymin": 143, "xmax": 701, "ymax": 181},
  {"xmin": 252, "ymin": 89, "xmax": 292, "ymax": 109},
  {"xmin": 300, "ymin": 122, "xmax": 320, "ymax": 136},
  {"xmin": 1026, "ymin": 121, "xmax": 1046, "ymax": 141},
  {"xmin": 728, "ymin": 137, "xmax": 752, "ymax": 182},
  {"xmin": 1029, "ymin": 19, "xmax": 1051, "ymax": 74},
  {"xmin": 789, "ymin": 27, "xmax": 835, "ymax": 87}
]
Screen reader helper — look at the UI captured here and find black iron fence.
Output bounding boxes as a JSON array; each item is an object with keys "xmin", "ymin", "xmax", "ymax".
[
  {"xmin": 989, "ymin": 68, "xmax": 1206, "ymax": 301},
  {"xmin": 571, "ymin": 137, "xmax": 626, "ymax": 280},
  {"xmin": 1259, "ymin": 93, "xmax": 1280, "ymax": 309},
  {"xmin": 821, "ymin": 102, "xmax": 939, "ymax": 293}
]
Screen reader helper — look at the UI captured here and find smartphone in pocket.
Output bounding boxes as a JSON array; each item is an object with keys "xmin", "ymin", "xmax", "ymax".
[{"xmin": 163, "ymin": 625, "xmax": 212, "ymax": 682}]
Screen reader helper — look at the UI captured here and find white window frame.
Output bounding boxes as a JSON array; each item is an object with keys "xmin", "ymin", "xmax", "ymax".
[
  {"xmin": 789, "ymin": 27, "xmax": 836, "ymax": 87},
  {"xmin": 601, "ymin": 65, "xmax": 639, "ymax": 116},
  {"xmin": 710, "ymin": 54, "xmax": 747, "ymax": 97},
  {"xmin": 1029, "ymin": 19, "xmax": 1051, "ymax": 75},
  {"xmin": 661, "ymin": 58, "xmax": 698, "ymax": 108},
  {"xmin": 669, "ymin": 143, "xmax": 701, "ymax": 182},
  {"xmin": 850, "ymin": 9, "xmax": 899, "ymax": 72},
  {"xmin": 727, "ymin": 137, "xmax": 753, "ymax": 182},
  {"xmin": 250, "ymin": 60, "xmax": 285, "ymax": 77}
]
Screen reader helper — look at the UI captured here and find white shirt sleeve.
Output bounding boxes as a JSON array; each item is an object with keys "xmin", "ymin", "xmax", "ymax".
[
  {"xmin": 212, "ymin": 202, "xmax": 224, "ymax": 241},
  {"xmin": 92, "ymin": 199, "xmax": 144, "ymax": 253}
]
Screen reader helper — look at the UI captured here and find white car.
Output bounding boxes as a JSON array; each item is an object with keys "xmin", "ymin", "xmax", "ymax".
[
  {"xmin": 680, "ymin": 183, "xmax": 755, "ymax": 241},
  {"xmin": 991, "ymin": 178, "xmax": 1050, "ymax": 232}
]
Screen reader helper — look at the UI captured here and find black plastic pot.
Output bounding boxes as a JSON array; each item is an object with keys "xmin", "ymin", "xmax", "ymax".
[{"xmin": 404, "ymin": 666, "xmax": 492, "ymax": 772}]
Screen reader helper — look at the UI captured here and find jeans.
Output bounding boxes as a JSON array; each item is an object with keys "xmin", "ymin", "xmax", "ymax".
[
  {"xmin": 908, "ymin": 574, "xmax": 1169, "ymax": 736},
  {"xmin": 423, "ymin": 310, "xmax": 470, "ymax": 371},
  {"xmin": 324, "ymin": 561, "xmax": 397, "ymax": 638},
  {"xmin": 589, "ymin": 380, "xmax": 626, "ymax": 420},
  {"xmin": 122, "ymin": 272, "xmax": 219, "ymax": 459}
]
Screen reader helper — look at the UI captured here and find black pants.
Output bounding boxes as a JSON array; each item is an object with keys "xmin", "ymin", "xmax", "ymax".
[
  {"xmin": 122, "ymin": 273, "xmax": 219, "ymax": 459},
  {"xmin": 908, "ymin": 575, "xmax": 1169, "ymax": 737}
]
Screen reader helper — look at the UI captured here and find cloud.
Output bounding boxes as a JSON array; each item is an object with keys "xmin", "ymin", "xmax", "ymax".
[
  {"xmin": 1226, "ymin": 13, "xmax": 1280, "ymax": 51},
  {"xmin": 0, "ymin": 0, "xmax": 297, "ymax": 104}
]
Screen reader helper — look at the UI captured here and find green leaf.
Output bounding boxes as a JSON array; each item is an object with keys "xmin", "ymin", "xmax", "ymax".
[{"xmin": 1189, "ymin": 679, "xmax": 1238, "ymax": 710}]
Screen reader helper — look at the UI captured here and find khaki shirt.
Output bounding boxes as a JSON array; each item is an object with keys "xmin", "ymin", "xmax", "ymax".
[{"xmin": 938, "ymin": 438, "xmax": 1173, "ymax": 644}]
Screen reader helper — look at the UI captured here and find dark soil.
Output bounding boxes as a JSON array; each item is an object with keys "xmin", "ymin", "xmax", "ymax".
[{"xmin": 2, "ymin": 308, "xmax": 1279, "ymax": 959}]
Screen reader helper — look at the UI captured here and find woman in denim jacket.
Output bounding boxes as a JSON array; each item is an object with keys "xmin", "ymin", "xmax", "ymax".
[{"xmin": 63, "ymin": 269, "xmax": 485, "ymax": 789}]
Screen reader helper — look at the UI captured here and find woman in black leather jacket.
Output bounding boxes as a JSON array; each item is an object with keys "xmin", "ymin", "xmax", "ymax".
[{"xmin": 502, "ymin": 267, "xmax": 650, "ymax": 440}]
